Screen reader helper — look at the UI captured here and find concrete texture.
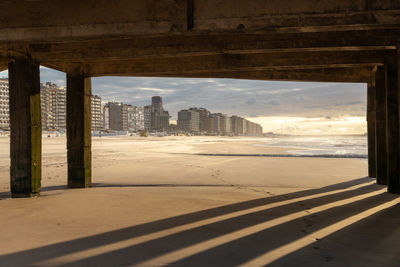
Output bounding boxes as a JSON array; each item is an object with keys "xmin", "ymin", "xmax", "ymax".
[
  {"xmin": 8, "ymin": 56, "xmax": 41, "ymax": 197},
  {"xmin": 0, "ymin": 1, "xmax": 397, "ymax": 79},
  {"xmin": 66, "ymin": 73, "xmax": 92, "ymax": 188}
]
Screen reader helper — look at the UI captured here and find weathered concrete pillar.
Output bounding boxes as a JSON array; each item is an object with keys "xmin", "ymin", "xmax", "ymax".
[
  {"xmin": 66, "ymin": 71, "xmax": 92, "ymax": 188},
  {"xmin": 8, "ymin": 56, "xmax": 41, "ymax": 197},
  {"xmin": 386, "ymin": 49, "xmax": 400, "ymax": 194},
  {"xmin": 367, "ymin": 82, "xmax": 376, "ymax": 178},
  {"xmin": 375, "ymin": 66, "xmax": 387, "ymax": 185}
]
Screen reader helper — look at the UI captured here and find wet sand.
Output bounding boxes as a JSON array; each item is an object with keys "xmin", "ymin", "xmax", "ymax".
[{"xmin": 0, "ymin": 136, "xmax": 398, "ymax": 266}]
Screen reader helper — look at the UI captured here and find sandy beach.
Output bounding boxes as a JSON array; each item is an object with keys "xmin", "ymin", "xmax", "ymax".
[{"xmin": 0, "ymin": 136, "xmax": 399, "ymax": 266}]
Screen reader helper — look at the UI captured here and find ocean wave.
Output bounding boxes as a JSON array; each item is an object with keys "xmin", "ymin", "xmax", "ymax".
[
  {"xmin": 256, "ymin": 135, "xmax": 367, "ymax": 158},
  {"xmin": 194, "ymin": 153, "xmax": 367, "ymax": 159}
]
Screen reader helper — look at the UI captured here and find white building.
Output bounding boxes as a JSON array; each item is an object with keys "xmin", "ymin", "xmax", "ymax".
[
  {"xmin": 209, "ymin": 113, "xmax": 221, "ymax": 134},
  {"xmin": 91, "ymin": 95, "xmax": 103, "ymax": 130},
  {"xmin": 56, "ymin": 86, "xmax": 66, "ymax": 129},
  {"xmin": 223, "ymin": 115, "xmax": 232, "ymax": 134},
  {"xmin": 0, "ymin": 80, "xmax": 107, "ymax": 132},
  {"xmin": 41, "ymin": 82, "xmax": 66, "ymax": 130},
  {"xmin": 144, "ymin": 105, "xmax": 152, "ymax": 130},
  {"xmin": 0, "ymin": 79, "xmax": 9, "ymax": 130},
  {"xmin": 103, "ymin": 104, "xmax": 110, "ymax": 130},
  {"xmin": 127, "ymin": 105, "xmax": 144, "ymax": 131}
]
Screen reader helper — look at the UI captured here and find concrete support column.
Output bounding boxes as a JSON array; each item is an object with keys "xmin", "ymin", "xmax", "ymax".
[
  {"xmin": 367, "ymin": 82, "xmax": 376, "ymax": 178},
  {"xmin": 8, "ymin": 56, "xmax": 41, "ymax": 197},
  {"xmin": 375, "ymin": 66, "xmax": 387, "ymax": 185},
  {"xmin": 386, "ymin": 49, "xmax": 400, "ymax": 193},
  {"xmin": 66, "ymin": 71, "xmax": 92, "ymax": 188}
]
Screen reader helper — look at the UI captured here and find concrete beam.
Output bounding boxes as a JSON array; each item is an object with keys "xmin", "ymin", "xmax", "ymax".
[
  {"xmin": 193, "ymin": 1, "xmax": 400, "ymax": 31},
  {"xmin": 20, "ymin": 29, "xmax": 400, "ymax": 63},
  {"xmin": 367, "ymin": 82, "xmax": 377, "ymax": 178},
  {"xmin": 66, "ymin": 71, "xmax": 92, "ymax": 188},
  {"xmin": 108, "ymin": 65, "xmax": 374, "ymax": 83},
  {"xmin": 375, "ymin": 65, "xmax": 387, "ymax": 185},
  {"xmin": 8, "ymin": 56, "xmax": 41, "ymax": 198},
  {"xmin": 76, "ymin": 49, "xmax": 391, "ymax": 77},
  {"xmin": 386, "ymin": 48, "xmax": 400, "ymax": 193},
  {"xmin": 0, "ymin": 1, "xmax": 398, "ymax": 41},
  {"xmin": 0, "ymin": 64, "xmax": 7, "ymax": 72},
  {"xmin": 0, "ymin": 54, "xmax": 8, "ymax": 71}
]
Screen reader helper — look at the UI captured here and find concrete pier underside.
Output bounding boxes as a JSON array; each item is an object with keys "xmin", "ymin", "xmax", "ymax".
[{"xmin": 0, "ymin": 0, "xmax": 399, "ymax": 196}]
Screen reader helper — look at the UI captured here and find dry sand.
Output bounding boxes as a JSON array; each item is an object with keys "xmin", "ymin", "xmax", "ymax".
[{"xmin": 0, "ymin": 136, "xmax": 399, "ymax": 267}]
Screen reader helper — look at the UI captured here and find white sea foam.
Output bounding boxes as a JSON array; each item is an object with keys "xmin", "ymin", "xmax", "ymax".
[{"xmin": 256, "ymin": 135, "xmax": 367, "ymax": 158}]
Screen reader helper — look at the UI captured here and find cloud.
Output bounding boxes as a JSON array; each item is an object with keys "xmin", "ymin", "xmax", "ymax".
[
  {"xmin": 248, "ymin": 116, "xmax": 367, "ymax": 135},
  {"xmin": 245, "ymin": 98, "xmax": 257, "ymax": 105},
  {"xmin": 86, "ymin": 76, "xmax": 368, "ymax": 121},
  {"xmin": 40, "ymin": 67, "xmax": 66, "ymax": 86},
  {"xmin": 138, "ymin": 87, "xmax": 176, "ymax": 93},
  {"xmin": 2, "ymin": 67, "xmax": 366, "ymax": 128},
  {"xmin": 267, "ymin": 99, "xmax": 280, "ymax": 105}
]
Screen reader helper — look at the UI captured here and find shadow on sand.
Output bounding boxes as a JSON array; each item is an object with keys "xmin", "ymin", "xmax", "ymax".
[
  {"xmin": 0, "ymin": 190, "xmax": 10, "ymax": 199},
  {"xmin": 1, "ymin": 177, "xmax": 399, "ymax": 266}
]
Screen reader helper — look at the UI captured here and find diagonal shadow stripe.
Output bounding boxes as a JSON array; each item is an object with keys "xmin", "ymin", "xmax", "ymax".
[
  {"xmin": 268, "ymin": 201, "xmax": 400, "ymax": 267},
  {"xmin": 0, "ymin": 177, "xmax": 372, "ymax": 265},
  {"xmin": 167, "ymin": 192, "xmax": 396, "ymax": 267},
  {"xmin": 50, "ymin": 184, "xmax": 382, "ymax": 266},
  {"xmin": 243, "ymin": 198, "xmax": 400, "ymax": 266},
  {"xmin": 0, "ymin": 191, "xmax": 10, "ymax": 199}
]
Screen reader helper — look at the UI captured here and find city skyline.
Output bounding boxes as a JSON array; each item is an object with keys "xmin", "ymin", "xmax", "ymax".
[
  {"xmin": 1, "ymin": 79, "xmax": 263, "ymax": 135},
  {"xmin": 102, "ymin": 97, "xmax": 263, "ymax": 135},
  {"xmin": 0, "ymin": 67, "xmax": 367, "ymax": 135}
]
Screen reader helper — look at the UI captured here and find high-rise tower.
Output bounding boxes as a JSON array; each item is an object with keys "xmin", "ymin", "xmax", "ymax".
[{"xmin": 149, "ymin": 96, "xmax": 169, "ymax": 131}]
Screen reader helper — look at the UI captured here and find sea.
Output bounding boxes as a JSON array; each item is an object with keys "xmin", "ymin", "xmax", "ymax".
[{"xmin": 256, "ymin": 135, "xmax": 367, "ymax": 159}]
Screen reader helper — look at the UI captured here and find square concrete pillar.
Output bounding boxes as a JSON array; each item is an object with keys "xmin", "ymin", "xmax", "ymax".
[
  {"xmin": 8, "ymin": 56, "xmax": 41, "ymax": 198},
  {"xmin": 367, "ymin": 82, "xmax": 376, "ymax": 178},
  {"xmin": 375, "ymin": 66, "xmax": 387, "ymax": 185},
  {"xmin": 66, "ymin": 72, "xmax": 92, "ymax": 188},
  {"xmin": 386, "ymin": 49, "xmax": 400, "ymax": 194}
]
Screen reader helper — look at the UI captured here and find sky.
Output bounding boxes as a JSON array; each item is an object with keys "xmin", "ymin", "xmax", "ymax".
[{"xmin": 0, "ymin": 67, "xmax": 367, "ymax": 135}]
